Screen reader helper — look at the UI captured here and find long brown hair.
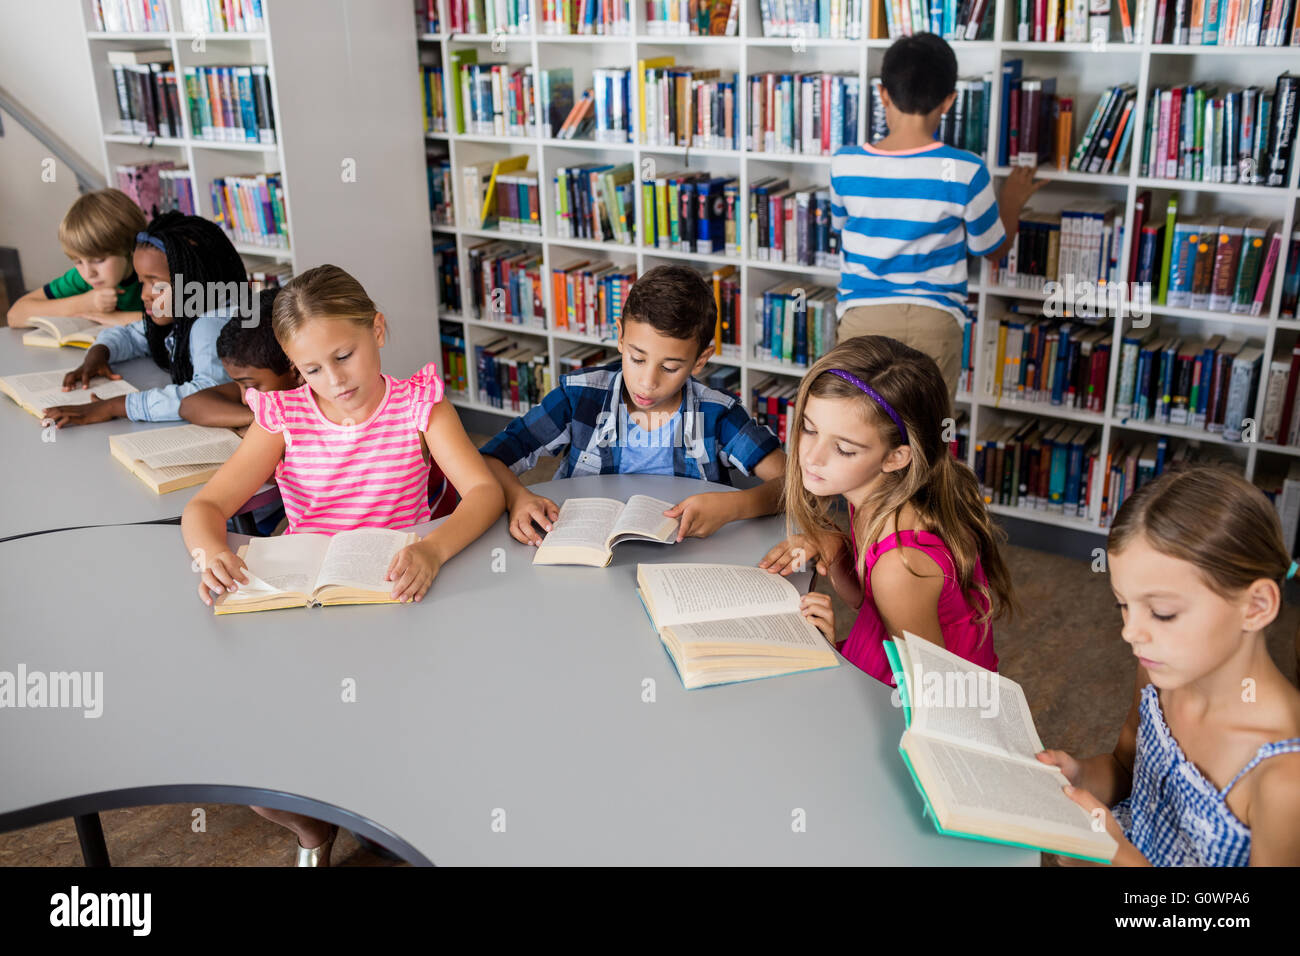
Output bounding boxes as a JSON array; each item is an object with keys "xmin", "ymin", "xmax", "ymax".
[
  {"xmin": 783, "ymin": 336, "xmax": 1017, "ymax": 633},
  {"xmin": 1109, "ymin": 466, "xmax": 1291, "ymax": 598}
]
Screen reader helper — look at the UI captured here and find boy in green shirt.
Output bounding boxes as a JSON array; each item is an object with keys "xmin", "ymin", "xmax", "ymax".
[{"xmin": 6, "ymin": 187, "xmax": 147, "ymax": 328}]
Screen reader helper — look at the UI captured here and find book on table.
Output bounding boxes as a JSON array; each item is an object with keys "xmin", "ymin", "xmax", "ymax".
[
  {"xmin": 21, "ymin": 316, "xmax": 103, "ymax": 349},
  {"xmin": 532, "ymin": 495, "xmax": 680, "ymax": 567},
  {"xmin": 0, "ymin": 368, "xmax": 138, "ymax": 420},
  {"xmin": 213, "ymin": 528, "xmax": 419, "ymax": 614},
  {"xmin": 109, "ymin": 424, "xmax": 242, "ymax": 494},
  {"xmin": 636, "ymin": 563, "xmax": 839, "ymax": 689},
  {"xmin": 883, "ymin": 631, "xmax": 1118, "ymax": 863}
]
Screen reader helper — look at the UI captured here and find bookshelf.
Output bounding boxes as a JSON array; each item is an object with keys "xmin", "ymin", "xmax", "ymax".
[
  {"xmin": 78, "ymin": 0, "xmax": 439, "ymax": 376},
  {"xmin": 418, "ymin": 0, "xmax": 1300, "ymax": 538}
]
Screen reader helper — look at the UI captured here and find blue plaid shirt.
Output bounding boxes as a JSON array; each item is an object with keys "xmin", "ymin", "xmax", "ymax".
[{"xmin": 480, "ymin": 359, "xmax": 780, "ymax": 484}]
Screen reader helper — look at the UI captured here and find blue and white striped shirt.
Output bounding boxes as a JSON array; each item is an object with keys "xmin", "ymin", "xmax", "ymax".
[{"xmin": 829, "ymin": 141, "xmax": 1004, "ymax": 323}]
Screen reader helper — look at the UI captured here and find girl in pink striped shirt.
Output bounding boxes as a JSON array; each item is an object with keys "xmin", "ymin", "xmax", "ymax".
[{"xmin": 181, "ymin": 264, "xmax": 503, "ymax": 863}]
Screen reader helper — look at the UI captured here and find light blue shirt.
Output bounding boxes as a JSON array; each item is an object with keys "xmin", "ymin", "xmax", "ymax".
[
  {"xmin": 95, "ymin": 310, "xmax": 232, "ymax": 422},
  {"xmin": 618, "ymin": 410, "xmax": 681, "ymax": 476}
]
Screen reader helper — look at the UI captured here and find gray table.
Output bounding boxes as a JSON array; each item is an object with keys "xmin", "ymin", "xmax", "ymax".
[
  {"xmin": 0, "ymin": 327, "xmax": 275, "ymax": 540},
  {"xmin": 0, "ymin": 475, "xmax": 1035, "ymax": 865}
]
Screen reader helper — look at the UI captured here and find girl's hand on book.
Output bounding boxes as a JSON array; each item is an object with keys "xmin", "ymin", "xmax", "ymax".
[
  {"xmin": 62, "ymin": 347, "xmax": 120, "ymax": 391},
  {"xmin": 196, "ymin": 550, "xmax": 250, "ymax": 607},
  {"xmin": 387, "ymin": 541, "xmax": 441, "ymax": 603},
  {"xmin": 664, "ymin": 492, "xmax": 736, "ymax": 541},
  {"xmin": 759, "ymin": 534, "xmax": 829, "ymax": 576},
  {"xmin": 509, "ymin": 491, "xmax": 560, "ymax": 546},
  {"xmin": 40, "ymin": 397, "xmax": 115, "ymax": 428},
  {"xmin": 1060, "ymin": 784, "xmax": 1148, "ymax": 867},
  {"xmin": 1035, "ymin": 749, "xmax": 1083, "ymax": 788},
  {"xmin": 800, "ymin": 591, "xmax": 836, "ymax": 644}
]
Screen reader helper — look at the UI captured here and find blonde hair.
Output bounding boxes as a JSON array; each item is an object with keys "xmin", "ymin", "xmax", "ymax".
[
  {"xmin": 1109, "ymin": 466, "xmax": 1291, "ymax": 599},
  {"xmin": 783, "ymin": 336, "xmax": 1017, "ymax": 635},
  {"xmin": 59, "ymin": 188, "xmax": 146, "ymax": 260},
  {"xmin": 271, "ymin": 264, "xmax": 379, "ymax": 344}
]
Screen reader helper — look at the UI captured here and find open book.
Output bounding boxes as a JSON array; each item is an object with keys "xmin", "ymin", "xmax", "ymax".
[
  {"xmin": 22, "ymin": 316, "xmax": 102, "ymax": 349},
  {"xmin": 884, "ymin": 632, "xmax": 1118, "ymax": 863},
  {"xmin": 0, "ymin": 368, "xmax": 138, "ymax": 420},
  {"xmin": 110, "ymin": 424, "xmax": 242, "ymax": 494},
  {"xmin": 213, "ymin": 528, "xmax": 419, "ymax": 614},
  {"xmin": 636, "ymin": 563, "xmax": 839, "ymax": 689},
  {"xmin": 533, "ymin": 495, "xmax": 680, "ymax": 567}
]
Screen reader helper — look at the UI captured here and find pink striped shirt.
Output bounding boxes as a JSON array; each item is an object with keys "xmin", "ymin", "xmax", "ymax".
[{"xmin": 246, "ymin": 362, "xmax": 445, "ymax": 534}]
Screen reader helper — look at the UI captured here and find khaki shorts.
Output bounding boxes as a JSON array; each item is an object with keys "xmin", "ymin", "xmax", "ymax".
[{"xmin": 836, "ymin": 302, "xmax": 964, "ymax": 404}]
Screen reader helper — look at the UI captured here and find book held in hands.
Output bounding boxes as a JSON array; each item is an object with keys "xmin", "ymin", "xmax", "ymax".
[
  {"xmin": 533, "ymin": 495, "xmax": 679, "ymax": 567},
  {"xmin": 636, "ymin": 563, "xmax": 839, "ymax": 689},
  {"xmin": 884, "ymin": 631, "xmax": 1117, "ymax": 863},
  {"xmin": 213, "ymin": 528, "xmax": 419, "ymax": 615}
]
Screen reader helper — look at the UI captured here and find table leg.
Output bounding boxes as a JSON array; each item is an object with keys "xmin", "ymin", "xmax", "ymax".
[{"xmin": 74, "ymin": 813, "xmax": 110, "ymax": 867}]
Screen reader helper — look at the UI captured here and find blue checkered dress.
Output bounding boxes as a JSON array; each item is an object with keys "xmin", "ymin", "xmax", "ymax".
[
  {"xmin": 480, "ymin": 360, "xmax": 780, "ymax": 484},
  {"xmin": 1111, "ymin": 683, "xmax": 1300, "ymax": 866}
]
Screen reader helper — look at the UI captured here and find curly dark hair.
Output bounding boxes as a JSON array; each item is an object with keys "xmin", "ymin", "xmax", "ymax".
[{"xmin": 216, "ymin": 288, "xmax": 291, "ymax": 375}]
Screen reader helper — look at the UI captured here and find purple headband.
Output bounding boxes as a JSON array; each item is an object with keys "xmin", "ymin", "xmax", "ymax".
[
  {"xmin": 826, "ymin": 369, "xmax": 909, "ymax": 444},
  {"xmin": 136, "ymin": 230, "xmax": 165, "ymax": 252}
]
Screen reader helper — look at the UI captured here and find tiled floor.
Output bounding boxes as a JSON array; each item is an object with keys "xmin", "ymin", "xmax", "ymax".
[{"xmin": 4, "ymin": 443, "xmax": 1296, "ymax": 866}]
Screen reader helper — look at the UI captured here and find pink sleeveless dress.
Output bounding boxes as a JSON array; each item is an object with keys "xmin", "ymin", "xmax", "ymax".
[{"xmin": 840, "ymin": 508, "xmax": 998, "ymax": 685}]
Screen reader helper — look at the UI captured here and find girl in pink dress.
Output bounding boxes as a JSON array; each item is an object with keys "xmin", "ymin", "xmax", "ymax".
[
  {"xmin": 182, "ymin": 264, "xmax": 504, "ymax": 864},
  {"xmin": 760, "ymin": 335, "xmax": 1015, "ymax": 684}
]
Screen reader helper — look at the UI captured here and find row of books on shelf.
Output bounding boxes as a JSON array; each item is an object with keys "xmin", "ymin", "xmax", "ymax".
[
  {"xmin": 1140, "ymin": 75, "xmax": 1298, "ymax": 187},
  {"xmin": 1116, "ymin": 333, "xmax": 1261, "ymax": 442},
  {"xmin": 107, "ymin": 50, "xmax": 183, "ymax": 139},
  {"xmin": 475, "ymin": 335, "xmax": 555, "ymax": 411},
  {"xmin": 551, "ymin": 260, "xmax": 635, "ymax": 339},
  {"xmin": 640, "ymin": 61, "xmax": 737, "ymax": 149},
  {"xmin": 421, "ymin": 64, "xmax": 448, "ymax": 134},
  {"xmin": 991, "ymin": 202, "xmax": 1125, "ymax": 289},
  {"xmin": 1016, "ymin": 0, "xmax": 1135, "ymax": 43},
  {"xmin": 467, "ymin": 242, "xmax": 545, "ymax": 326},
  {"xmin": 181, "ymin": 0, "xmax": 265, "ymax": 33},
  {"xmin": 210, "ymin": 173, "xmax": 288, "ymax": 249},
  {"xmin": 976, "ymin": 420, "xmax": 1101, "ymax": 520},
  {"xmin": 1153, "ymin": 0, "xmax": 1300, "ymax": 46},
  {"xmin": 1063, "ymin": 82, "xmax": 1134, "ymax": 174},
  {"xmin": 435, "ymin": 240, "xmax": 463, "ymax": 313},
  {"xmin": 440, "ymin": 323, "xmax": 469, "ymax": 394},
  {"xmin": 428, "ymin": 152, "xmax": 455, "ymax": 225},
  {"xmin": 92, "ymin": 0, "xmax": 170, "ymax": 32},
  {"xmin": 441, "ymin": 0, "xmax": 633, "ymax": 34},
  {"xmin": 984, "ymin": 313, "xmax": 1112, "ymax": 413},
  {"xmin": 749, "ymin": 72, "xmax": 861, "ymax": 156},
  {"xmin": 115, "ymin": 161, "xmax": 196, "ymax": 219},
  {"xmin": 184, "ymin": 63, "xmax": 277, "ymax": 144},
  {"xmin": 555, "ymin": 163, "xmax": 635, "ymax": 242},
  {"xmin": 884, "ymin": 0, "xmax": 993, "ymax": 39},
  {"xmin": 1145, "ymin": 210, "xmax": 1282, "ymax": 314},
  {"xmin": 998, "ymin": 64, "xmax": 1068, "ymax": 169},
  {"xmin": 751, "ymin": 281, "xmax": 837, "ymax": 367},
  {"xmin": 647, "ymin": 0, "xmax": 738, "ymax": 34}
]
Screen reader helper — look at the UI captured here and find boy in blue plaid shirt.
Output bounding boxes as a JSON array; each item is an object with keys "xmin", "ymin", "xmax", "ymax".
[{"xmin": 481, "ymin": 265, "xmax": 786, "ymax": 546}]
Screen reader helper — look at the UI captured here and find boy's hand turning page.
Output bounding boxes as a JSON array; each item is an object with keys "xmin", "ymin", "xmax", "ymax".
[{"xmin": 533, "ymin": 495, "xmax": 679, "ymax": 566}]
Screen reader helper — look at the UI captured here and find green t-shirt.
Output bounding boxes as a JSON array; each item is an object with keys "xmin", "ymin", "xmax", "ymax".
[{"xmin": 43, "ymin": 266, "xmax": 144, "ymax": 313}]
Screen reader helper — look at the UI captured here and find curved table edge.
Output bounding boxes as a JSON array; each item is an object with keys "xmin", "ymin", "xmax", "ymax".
[{"xmin": 0, "ymin": 785, "xmax": 433, "ymax": 866}]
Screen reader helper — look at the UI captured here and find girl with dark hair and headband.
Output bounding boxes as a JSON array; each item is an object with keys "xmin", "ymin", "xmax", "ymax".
[{"xmin": 43, "ymin": 210, "xmax": 247, "ymax": 427}]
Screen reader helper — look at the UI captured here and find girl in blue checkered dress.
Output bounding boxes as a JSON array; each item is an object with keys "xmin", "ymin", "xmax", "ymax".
[{"xmin": 1038, "ymin": 468, "xmax": 1300, "ymax": 866}]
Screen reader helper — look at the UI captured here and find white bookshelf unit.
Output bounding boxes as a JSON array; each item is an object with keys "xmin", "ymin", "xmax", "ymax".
[
  {"xmin": 79, "ymin": 0, "xmax": 439, "ymax": 377},
  {"xmin": 419, "ymin": 0, "xmax": 1300, "ymax": 539}
]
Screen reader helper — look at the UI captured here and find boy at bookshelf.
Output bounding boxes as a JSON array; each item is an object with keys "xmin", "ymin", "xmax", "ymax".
[
  {"xmin": 830, "ymin": 33, "xmax": 1044, "ymax": 402},
  {"xmin": 5, "ymin": 188, "xmax": 146, "ymax": 329},
  {"xmin": 480, "ymin": 264, "xmax": 786, "ymax": 546}
]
